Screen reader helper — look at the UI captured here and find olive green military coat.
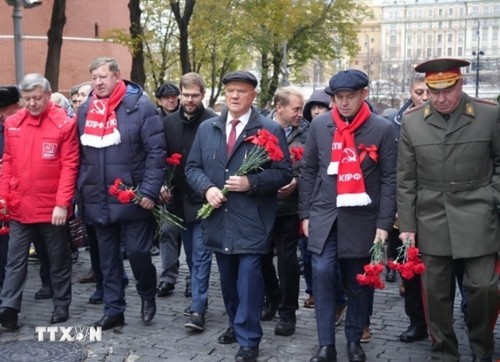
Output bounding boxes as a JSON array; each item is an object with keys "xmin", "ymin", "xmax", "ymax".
[{"xmin": 397, "ymin": 92, "xmax": 500, "ymax": 258}]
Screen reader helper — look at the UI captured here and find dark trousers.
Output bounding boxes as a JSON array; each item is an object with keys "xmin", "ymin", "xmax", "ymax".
[
  {"xmin": 159, "ymin": 223, "xmax": 181, "ymax": 285},
  {"xmin": 86, "ymin": 224, "xmax": 127, "ymax": 293},
  {"xmin": 262, "ymin": 214, "xmax": 300, "ymax": 316},
  {"xmin": 94, "ymin": 220, "xmax": 156, "ymax": 316},
  {"xmin": 33, "ymin": 238, "xmax": 51, "ymax": 286},
  {"xmin": 299, "ymin": 237, "xmax": 313, "ymax": 295},
  {"xmin": 216, "ymin": 252, "xmax": 264, "ymax": 348},
  {"xmin": 421, "ymin": 253, "xmax": 498, "ymax": 360},
  {"xmin": 388, "ymin": 228, "xmax": 426, "ymax": 329},
  {"xmin": 0, "ymin": 221, "xmax": 72, "ymax": 311},
  {"xmin": 402, "ymin": 274, "xmax": 426, "ymax": 329},
  {"xmin": 188, "ymin": 222, "xmax": 212, "ymax": 313},
  {"xmin": 312, "ymin": 225, "xmax": 373, "ymax": 346},
  {"xmin": 0, "ymin": 234, "xmax": 8, "ymax": 289}
]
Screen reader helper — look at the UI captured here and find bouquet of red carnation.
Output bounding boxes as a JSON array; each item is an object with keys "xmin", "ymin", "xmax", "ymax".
[
  {"xmin": 289, "ymin": 146, "xmax": 304, "ymax": 161},
  {"xmin": 197, "ymin": 128, "xmax": 284, "ymax": 219},
  {"xmin": 387, "ymin": 239, "xmax": 426, "ymax": 280},
  {"xmin": 0, "ymin": 197, "xmax": 10, "ymax": 235},
  {"xmin": 109, "ymin": 178, "xmax": 185, "ymax": 234},
  {"xmin": 165, "ymin": 153, "xmax": 182, "ymax": 191},
  {"xmin": 356, "ymin": 239, "xmax": 386, "ymax": 289}
]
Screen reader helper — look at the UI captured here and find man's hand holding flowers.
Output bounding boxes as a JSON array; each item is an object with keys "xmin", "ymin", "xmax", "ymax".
[
  {"xmin": 399, "ymin": 232, "xmax": 416, "ymax": 247},
  {"xmin": 373, "ymin": 228, "xmax": 388, "ymax": 245}
]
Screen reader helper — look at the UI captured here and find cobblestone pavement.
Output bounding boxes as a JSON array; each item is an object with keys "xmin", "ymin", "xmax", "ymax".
[{"xmin": 0, "ymin": 248, "xmax": 498, "ymax": 361}]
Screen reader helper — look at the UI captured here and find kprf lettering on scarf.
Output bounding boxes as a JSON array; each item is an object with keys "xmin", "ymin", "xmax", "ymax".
[{"xmin": 338, "ymin": 173, "xmax": 362, "ymax": 182}]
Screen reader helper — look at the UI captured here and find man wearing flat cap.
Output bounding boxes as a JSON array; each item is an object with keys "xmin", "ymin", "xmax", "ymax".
[
  {"xmin": 397, "ymin": 58, "xmax": 500, "ymax": 361},
  {"xmin": 299, "ymin": 69, "xmax": 397, "ymax": 362},
  {"xmin": 156, "ymin": 82, "xmax": 180, "ymax": 119},
  {"xmin": 185, "ymin": 70, "xmax": 292, "ymax": 362}
]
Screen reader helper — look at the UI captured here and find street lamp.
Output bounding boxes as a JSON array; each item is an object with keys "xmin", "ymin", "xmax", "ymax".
[
  {"xmin": 472, "ymin": 50, "xmax": 484, "ymax": 98},
  {"xmin": 471, "ymin": 21, "xmax": 484, "ymax": 98},
  {"xmin": 5, "ymin": 0, "xmax": 43, "ymax": 84}
]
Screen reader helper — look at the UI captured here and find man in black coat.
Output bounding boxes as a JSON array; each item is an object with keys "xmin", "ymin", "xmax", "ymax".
[
  {"xmin": 161, "ymin": 72, "xmax": 217, "ymax": 331},
  {"xmin": 299, "ymin": 70, "xmax": 397, "ymax": 362}
]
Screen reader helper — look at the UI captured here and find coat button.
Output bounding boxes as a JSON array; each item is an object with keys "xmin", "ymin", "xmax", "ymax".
[{"xmin": 225, "ymin": 247, "xmax": 229, "ymax": 251}]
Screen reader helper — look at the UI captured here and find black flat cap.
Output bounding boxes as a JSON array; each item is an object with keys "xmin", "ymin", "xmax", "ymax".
[
  {"xmin": 0, "ymin": 86, "xmax": 20, "ymax": 108},
  {"xmin": 325, "ymin": 69, "xmax": 369, "ymax": 95},
  {"xmin": 222, "ymin": 71, "xmax": 258, "ymax": 88},
  {"xmin": 415, "ymin": 58, "xmax": 470, "ymax": 73},
  {"xmin": 155, "ymin": 82, "xmax": 180, "ymax": 98}
]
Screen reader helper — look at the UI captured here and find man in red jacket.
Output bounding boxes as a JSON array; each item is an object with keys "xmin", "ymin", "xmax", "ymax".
[{"xmin": 0, "ymin": 74, "xmax": 79, "ymax": 329}]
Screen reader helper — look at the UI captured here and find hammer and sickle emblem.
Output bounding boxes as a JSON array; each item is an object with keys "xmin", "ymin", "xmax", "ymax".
[{"xmin": 341, "ymin": 148, "xmax": 357, "ymax": 163}]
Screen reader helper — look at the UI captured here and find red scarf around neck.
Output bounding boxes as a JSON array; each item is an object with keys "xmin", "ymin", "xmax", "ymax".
[
  {"xmin": 328, "ymin": 101, "xmax": 372, "ymax": 207},
  {"xmin": 80, "ymin": 80, "xmax": 126, "ymax": 148}
]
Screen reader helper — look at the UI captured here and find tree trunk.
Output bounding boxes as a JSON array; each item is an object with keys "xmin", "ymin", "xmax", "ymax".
[
  {"xmin": 259, "ymin": 51, "xmax": 270, "ymax": 109},
  {"xmin": 170, "ymin": 0, "xmax": 195, "ymax": 74},
  {"xmin": 44, "ymin": 0, "xmax": 66, "ymax": 92},
  {"xmin": 129, "ymin": 0, "xmax": 146, "ymax": 87}
]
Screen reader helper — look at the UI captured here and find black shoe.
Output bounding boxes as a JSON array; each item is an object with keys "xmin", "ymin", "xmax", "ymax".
[
  {"xmin": 347, "ymin": 342, "xmax": 366, "ymax": 362},
  {"xmin": 310, "ymin": 345, "xmax": 337, "ymax": 362},
  {"xmin": 141, "ymin": 299, "xmax": 156, "ymax": 325},
  {"xmin": 235, "ymin": 346, "xmax": 259, "ymax": 362},
  {"xmin": 89, "ymin": 289, "xmax": 103, "ymax": 304},
  {"xmin": 218, "ymin": 326, "xmax": 237, "ymax": 344},
  {"xmin": 261, "ymin": 300, "xmax": 278, "ymax": 321},
  {"xmin": 274, "ymin": 315, "xmax": 296, "ymax": 336},
  {"xmin": 157, "ymin": 282, "xmax": 175, "ymax": 297},
  {"xmin": 0, "ymin": 307, "xmax": 19, "ymax": 330},
  {"xmin": 50, "ymin": 305, "xmax": 69, "ymax": 324},
  {"xmin": 79, "ymin": 269, "xmax": 96, "ymax": 283},
  {"xmin": 185, "ymin": 312, "xmax": 205, "ymax": 331},
  {"xmin": 185, "ymin": 280, "xmax": 192, "ymax": 298},
  {"xmin": 35, "ymin": 285, "xmax": 53, "ymax": 300},
  {"xmin": 399, "ymin": 325, "xmax": 428, "ymax": 342},
  {"xmin": 92, "ymin": 314, "xmax": 125, "ymax": 331},
  {"xmin": 385, "ymin": 269, "xmax": 396, "ymax": 283}
]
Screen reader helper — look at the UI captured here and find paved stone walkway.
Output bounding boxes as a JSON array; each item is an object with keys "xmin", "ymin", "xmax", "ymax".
[{"xmin": 0, "ymin": 248, "xmax": 498, "ymax": 361}]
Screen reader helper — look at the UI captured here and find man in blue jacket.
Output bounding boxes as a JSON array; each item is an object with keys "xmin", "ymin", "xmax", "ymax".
[
  {"xmin": 185, "ymin": 71, "xmax": 292, "ymax": 362},
  {"xmin": 77, "ymin": 57, "xmax": 166, "ymax": 330}
]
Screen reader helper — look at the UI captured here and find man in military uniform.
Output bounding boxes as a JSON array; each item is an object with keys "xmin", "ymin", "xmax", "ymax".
[{"xmin": 397, "ymin": 58, "xmax": 500, "ymax": 361}]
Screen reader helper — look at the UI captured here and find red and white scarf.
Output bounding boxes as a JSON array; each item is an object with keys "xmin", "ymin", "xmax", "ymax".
[
  {"xmin": 327, "ymin": 102, "xmax": 372, "ymax": 207},
  {"xmin": 80, "ymin": 80, "xmax": 126, "ymax": 148}
]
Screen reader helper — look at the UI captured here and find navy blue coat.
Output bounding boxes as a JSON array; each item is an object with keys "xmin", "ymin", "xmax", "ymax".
[
  {"xmin": 185, "ymin": 107, "xmax": 293, "ymax": 255},
  {"xmin": 298, "ymin": 110, "xmax": 397, "ymax": 258},
  {"xmin": 77, "ymin": 81, "xmax": 166, "ymax": 225}
]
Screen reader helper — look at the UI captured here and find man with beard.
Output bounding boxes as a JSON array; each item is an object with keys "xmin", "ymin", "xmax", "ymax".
[{"xmin": 161, "ymin": 73, "xmax": 217, "ymax": 331}]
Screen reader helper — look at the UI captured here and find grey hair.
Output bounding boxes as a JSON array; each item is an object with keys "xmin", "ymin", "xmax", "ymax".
[
  {"xmin": 19, "ymin": 73, "xmax": 51, "ymax": 92},
  {"xmin": 273, "ymin": 86, "xmax": 304, "ymax": 107},
  {"xmin": 89, "ymin": 57, "xmax": 120, "ymax": 74}
]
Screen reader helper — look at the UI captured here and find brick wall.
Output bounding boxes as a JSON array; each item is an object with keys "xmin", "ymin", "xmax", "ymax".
[{"xmin": 0, "ymin": 0, "xmax": 132, "ymax": 96}]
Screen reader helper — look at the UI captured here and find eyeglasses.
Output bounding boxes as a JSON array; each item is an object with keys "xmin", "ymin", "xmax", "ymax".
[{"xmin": 181, "ymin": 93, "xmax": 202, "ymax": 100}]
